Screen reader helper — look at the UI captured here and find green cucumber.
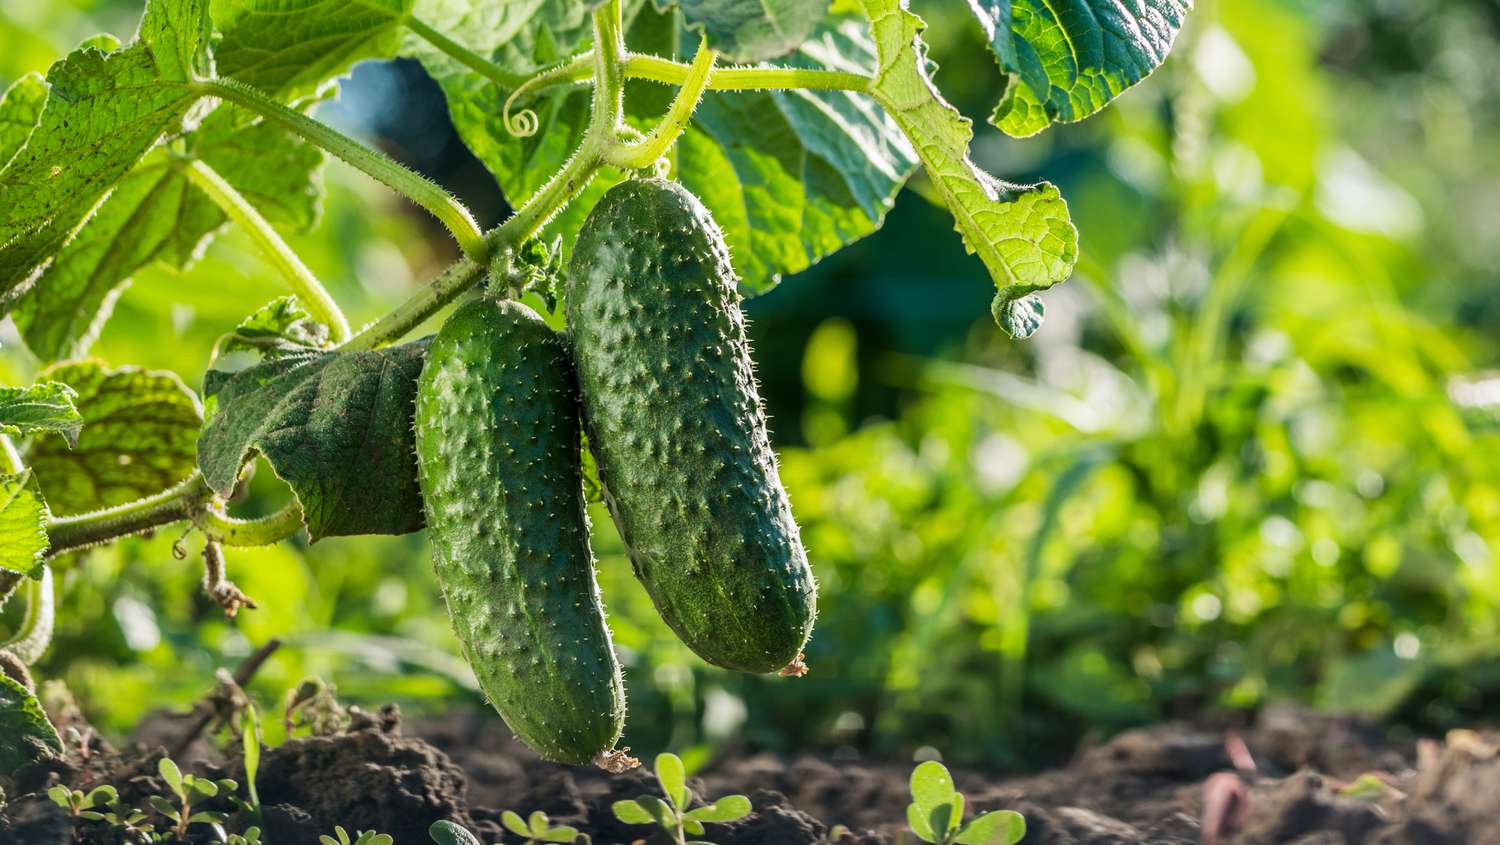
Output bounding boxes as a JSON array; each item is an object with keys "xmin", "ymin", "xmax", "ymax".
[
  {"xmin": 415, "ymin": 297, "xmax": 628, "ymax": 767},
  {"xmin": 566, "ymin": 177, "xmax": 816, "ymax": 675}
]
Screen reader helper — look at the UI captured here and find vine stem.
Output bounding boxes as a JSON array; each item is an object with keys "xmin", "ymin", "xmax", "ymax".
[
  {"xmin": 193, "ymin": 501, "xmax": 305, "ymax": 547},
  {"xmin": 340, "ymin": 2, "xmax": 624, "ymax": 353},
  {"xmin": 45, "ymin": 474, "xmax": 215, "ymax": 556},
  {"xmin": 191, "ymin": 77, "xmax": 486, "ymax": 259},
  {"xmin": 604, "ymin": 38, "xmax": 716, "ymax": 170},
  {"xmin": 404, "ymin": 15, "xmax": 528, "ymax": 89},
  {"xmin": 3, "ymin": 566, "xmax": 54, "ymax": 665},
  {"xmin": 182, "ymin": 159, "xmax": 352, "ymax": 342}
]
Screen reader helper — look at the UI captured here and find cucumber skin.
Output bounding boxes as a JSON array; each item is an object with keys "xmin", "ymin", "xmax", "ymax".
[
  {"xmin": 415, "ymin": 297, "xmax": 625, "ymax": 764},
  {"xmin": 566, "ymin": 177, "xmax": 816, "ymax": 674}
]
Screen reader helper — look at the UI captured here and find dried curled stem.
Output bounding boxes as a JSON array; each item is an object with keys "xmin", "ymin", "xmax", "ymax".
[
  {"xmin": 778, "ymin": 653, "xmax": 809, "ymax": 678},
  {"xmin": 595, "ymin": 747, "xmax": 641, "ymax": 773},
  {"xmin": 201, "ymin": 541, "xmax": 258, "ymax": 618}
]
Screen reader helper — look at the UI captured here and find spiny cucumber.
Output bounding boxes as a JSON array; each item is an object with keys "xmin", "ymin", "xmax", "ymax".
[
  {"xmin": 415, "ymin": 296, "xmax": 629, "ymax": 767},
  {"xmin": 567, "ymin": 177, "xmax": 816, "ymax": 675}
]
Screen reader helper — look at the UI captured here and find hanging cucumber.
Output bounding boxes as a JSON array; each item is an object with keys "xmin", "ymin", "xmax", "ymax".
[
  {"xmin": 567, "ymin": 177, "xmax": 816, "ymax": 675},
  {"xmin": 415, "ymin": 296, "xmax": 630, "ymax": 768}
]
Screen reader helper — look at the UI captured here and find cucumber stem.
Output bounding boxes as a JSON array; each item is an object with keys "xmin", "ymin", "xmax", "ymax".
[
  {"xmin": 604, "ymin": 37, "xmax": 716, "ymax": 170},
  {"xmin": 191, "ymin": 77, "xmax": 486, "ymax": 259},
  {"xmin": 404, "ymin": 15, "xmax": 528, "ymax": 88},
  {"xmin": 182, "ymin": 159, "xmax": 352, "ymax": 342},
  {"xmin": 45, "ymin": 473, "xmax": 215, "ymax": 556},
  {"xmin": 193, "ymin": 501, "xmax": 306, "ymax": 547}
]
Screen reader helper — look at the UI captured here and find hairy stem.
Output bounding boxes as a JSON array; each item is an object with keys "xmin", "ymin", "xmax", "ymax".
[
  {"xmin": 502, "ymin": 54, "xmax": 594, "ymax": 137},
  {"xmin": 192, "ymin": 77, "xmax": 486, "ymax": 258},
  {"xmin": 45, "ymin": 474, "xmax": 215, "ymax": 556},
  {"xmin": 591, "ymin": 0, "xmax": 627, "ymax": 139},
  {"xmin": 404, "ymin": 15, "xmax": 528, "ymax": 88},
  {"xmin": 605, "ymin": 38, "xmax": 716, "ymax": 170},
  {"xmin": 505, "ymin": 51, "xmax": 872, "ymax": 105},
  {"xmin": 3, "ymin": 566, "xmax": 54, "ymax": 665},
  {"xmin": 183, "ymin": 160, "xmax": 351, "ymax": 342},
  {"xmin": 193, "ymin": 501, "xmax": 305, "ymax": 547},
  {"xmin": 626, "ymin": 54, "xmax": 869, "ymax": 92}
]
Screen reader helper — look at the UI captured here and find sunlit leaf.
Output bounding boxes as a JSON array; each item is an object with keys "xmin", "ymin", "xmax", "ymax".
[{"xmin": 859, "ymin": 0, "xmax": 1076, "ymax": 336}]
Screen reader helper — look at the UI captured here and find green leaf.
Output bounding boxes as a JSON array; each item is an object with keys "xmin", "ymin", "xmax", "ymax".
[
  {"xmin": 909, "ymin": 761, "xmax": 957, "ymax": 814},
  {"xmin": 215, "ymin": 0, "xmax": 416, "ymax": 101},
  {"xmin": 416, "ymin": 11, "xmax": 916, "ymax": 294},
  {"xmin": 859, "ymin": 0, "xmax": 1077, "ymax": 334},
  {"xmin": 611, "ymin": 799, "xmax": 655, "ymax": 825},
  {"xmin": 528, "ymin": 810, "xmax": 550, "ymax": 835},
  {"xmin": 0, "ymin": 382, "xmax": 82, "ymax": 446},
  {"xmin": 992, "ymin": 293, "xmax": 1044, "ymax": 340},
  {"xmin": 500, "ymin": 811, "xmax": 532, "ymax": 838},
  {"xmin": 0, "ymin": 28, "xmax": 200, "ymax": 302},
  {"xmin": 667, "ymin": 0, "xmax": 824, "ymax": 62},
  {"xmin": 197, "ymin": 339, "xmax": 432, "ymax": 541},
  {"xmin": 679, "ymin": 20, "xmax": 918, "ymax": 294},
  {"xmin": 906, "ymin": 803, "xmax": 938, "ymax": 843},
  {"xmin": 954, "ymin": 810, "xmax": 1025, "ymax": 845},
  {"xmin": 969, "ymin": 0, "xmax": 1192, "ymax": 137},
  {"xmin": 656, "ymin": 752, "xmax": 688, "ymax": 810},
  {"xmin": 429, "ymin": 820, "xmax": 485, "ymax": 845},
  {"xmin": 25, "ymin": 362, "xmax": 202, "ymax": 515},
  {"xmin": 12, "ymin": 104, "xmax": 325, "ymax": 363},
  {"xmin": 684, "ymin": 795, "xmax": 752, "ymax": 823},
  {"xmin": 159, "ymin": 757, "xmax": 184, "ymax": 791},
  {"xmin": 0, "ymin": 672, "xmax": 62, "ymax": 775},
  {"xmin": 0, "ymin": 73, "xmax": 47, "ymax": 170},
  {"xmin": 213, "ymin": 296, "xmax": 332, "ymax": 363},
  {"xmin": 139, "ymin": 0, "xmax": 211, "ymax": 83},
  {"xmin": 0, "ymin": 472, "xmax": 50, "ymax": 579},
  {"xmin": 682, "ymin": 819, "xmax": 705, "ymax": 836},
  {"xmin": 539, "ymin": 827, "xmax": 580, "ymax": 843}
]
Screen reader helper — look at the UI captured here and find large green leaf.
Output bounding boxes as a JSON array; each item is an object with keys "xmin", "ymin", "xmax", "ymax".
[
  {"xmin": 0, "ymin": 673, "xmax": 62, "ymax": 775},
  {"xmin": 215, "ymin": 0, "xmax": 416, "ymax": 101},
  {"xmin": 12, "ymin": 105, "xmax": 325, "ymax": 363},
  {"xmin": 0, "ymin": 473, "xmax": 50, "ymax": 579},
  {"xmin": 0, "ymin": 73, "xmax": 47, "ymax": 170},
  {"xmin": 668, "ymin": 0, "xmax": 824, "ymax": 62},
  {"xmin": 197, "ymin": 339, "xmax": 431, "ymax": 541},
  {"xmin": 0, "ymin": 0, "xmax": 211, "ymax": 305},
  {"xmin": 26, "ymin": 362, "xmax": 203, "ymax": 515},
  {"xmin": 413, "ymin": 10, "xmax": 916, "ymax": 293},
  {"xmin": 860, "ymin": 0, "xmax": 1076, "ymax": 337},
  {"xmin": 0, "ymin": 382, "xmax": 83, "ymax": 447},
  {"xmin": 0, "ymin": 41, "xmax": 199, "ymax": 302},
  {"xmin": 968, "ymin": 0, "xmax": 1192, "ymax": 137}
]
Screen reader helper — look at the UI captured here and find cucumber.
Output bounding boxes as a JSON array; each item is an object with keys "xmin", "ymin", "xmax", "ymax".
[
  {"xmin": 415, "ymin": 297, "xmax": 628, "ymax": 766},
  {"xmin": 566, "ymin": 177, "xmax": 816, "ymax": 675}
]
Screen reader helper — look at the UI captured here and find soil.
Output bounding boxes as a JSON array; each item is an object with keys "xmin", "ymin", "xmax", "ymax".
[{"xmin": 1, "ymin": 701, "xmax": 1495, "ymax": 844}]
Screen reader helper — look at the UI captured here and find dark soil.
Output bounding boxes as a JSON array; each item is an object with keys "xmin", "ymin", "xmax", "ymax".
[{"xmin": 2, "ymin": 701, "xmax": 1495, "ymax": 844}]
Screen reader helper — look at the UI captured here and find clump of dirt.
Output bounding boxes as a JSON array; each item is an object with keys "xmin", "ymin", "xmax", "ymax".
[{"xmin": 4, "ymin": 701, "xmax": 1499, "ymax": 844}]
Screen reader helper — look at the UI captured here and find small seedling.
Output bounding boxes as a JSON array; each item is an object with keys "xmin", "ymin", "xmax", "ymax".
[
  {"xmin": 321, "ymin": 826, "xmax": 395, "ymax": 845},
  {"xmin": 47, "ymin": 784, "xmax": 117, "ymax": 822},
  {"xmin": 905, "ymin": 761, "xmax": 1024, "ymax": 845},
  {"xmin": 149, "ymin": 757, "xmax": 238, "ymax": 838},
  {"xmin": 502, "ymin": 809, "xmax": 592, "ymax": 844},
  {"xmin": 612, "ymin": 752, "xmax": 751, "ymax": 845},
  {"xmin": 228, "ymin": 827, "xmax": 265, "ymax": 845}
]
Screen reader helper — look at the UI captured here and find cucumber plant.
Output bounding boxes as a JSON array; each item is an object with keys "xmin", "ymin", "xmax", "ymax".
[
  {"xmin": 0, "ymin": 0, "xmax": 1194, "ymax": 774},
  {"xmin": 905, "ymin": 761, "xmax": 1024, "ymax": 845}
]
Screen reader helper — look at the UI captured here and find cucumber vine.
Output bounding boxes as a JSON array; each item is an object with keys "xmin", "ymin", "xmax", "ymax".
[{"xmin": 0, "ymin": 0, "xmax": 1193, "ymax": 779}]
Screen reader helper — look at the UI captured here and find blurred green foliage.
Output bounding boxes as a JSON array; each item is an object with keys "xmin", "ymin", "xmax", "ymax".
[{"xmin": 1, "ymin": 0, "xmax": 1498, "ymax": 767}]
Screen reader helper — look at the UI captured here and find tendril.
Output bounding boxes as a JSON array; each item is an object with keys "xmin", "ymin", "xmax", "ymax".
[{"xmin": 503, "ymin": 54, "xmax": 593, "ymax": 138}]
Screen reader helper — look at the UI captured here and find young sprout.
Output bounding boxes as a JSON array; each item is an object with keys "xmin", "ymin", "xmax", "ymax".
[
  {"xmin": 47, "ymin": 784, "xmax": 117, "ymax": 822},
  {"xmin": 612, "ymin": 752, "xmax": 751, "ymax": 845},
  {"xmin": 228, "ymin": 827, "xmax": 265, "ymax": 845},
  {"xmin": 149, "ymin": 757, "xmax": 239, "ymax": 838},
  {"xmin": 905, "ymin": 761, "xmax": 1024, "ymax": 845},
  {"xmin": 502, "ymin": 809, "xmax": 592, "ymax": 844},
  {"xmin": 320, "ymin": 826, "xmax": 395, "ymax": 845}
]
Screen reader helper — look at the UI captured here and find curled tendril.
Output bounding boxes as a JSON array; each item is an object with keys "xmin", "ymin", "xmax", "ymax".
[{"xmin": 502, "ymin": 94, "xmax": 540, "ymax": 138}]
